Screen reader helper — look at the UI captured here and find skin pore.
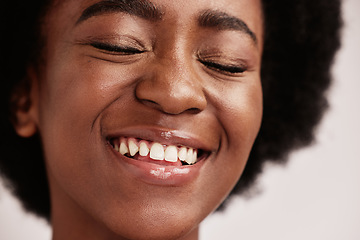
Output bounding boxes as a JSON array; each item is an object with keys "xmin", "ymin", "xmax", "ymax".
[{"xmin": 14, "ymin": 0, "xmax": 263, "ymax": 239}]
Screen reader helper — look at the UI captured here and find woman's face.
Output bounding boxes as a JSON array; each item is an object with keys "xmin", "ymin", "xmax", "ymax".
[{"xmin": 28, "ymin": 0, "xmax": 263, "ymax": 239}]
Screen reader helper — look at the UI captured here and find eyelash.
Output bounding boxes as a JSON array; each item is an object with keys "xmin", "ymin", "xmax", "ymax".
[
  {"xmin": 90, "ymin": 42, "xmax": 145, "ymax": 55},
  {"xmin": 90, "ymin": 42, "xmax": 246, "ymax": 74},
  {"xmin": 199, "ymin": 60, "xmax": 246, "ymax": 74}
]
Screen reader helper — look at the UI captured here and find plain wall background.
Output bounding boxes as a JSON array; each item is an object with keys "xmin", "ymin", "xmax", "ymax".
[{"xmin": 1, "ymin": 0, "xmax": 359, "ymax": 239}]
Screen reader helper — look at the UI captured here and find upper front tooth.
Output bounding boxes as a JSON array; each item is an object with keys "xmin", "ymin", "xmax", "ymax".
[
  {"xmin": 178, "ymin": 147, "xmax": 187, "ymax": 161},
  {"xmin": 128, "ymin": 139, "xmax": 139, "ymax": 157},
  {"xmin": 119, "ymin": 141, "xmax": 129, "ymax": 155},
  {"xmin": 164, "ymin": 145, "xmax": 178, "ymax": 162},
  {"xmin": 150, "ymin": 143, "xmax": 164, "ymax": 160},
  {"xmin": 139, "ymin": 142, "xmax": 149, "ymax": 156}
]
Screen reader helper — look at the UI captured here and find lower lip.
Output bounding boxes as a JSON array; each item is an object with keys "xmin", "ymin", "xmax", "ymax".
[{"xmin": 110, "ymin": 146, "xmax": 205, "ymax": 186}]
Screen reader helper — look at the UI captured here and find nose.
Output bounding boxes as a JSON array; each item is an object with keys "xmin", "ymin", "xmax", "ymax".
[{"xmin": 135, "ymin": 61, "xmax": 207, "ymax": 115}]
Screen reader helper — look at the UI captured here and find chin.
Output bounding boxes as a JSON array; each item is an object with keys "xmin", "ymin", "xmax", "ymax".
[{"xmin": 103, "ymin": 205, "xmax": 202, "ymax": 240}]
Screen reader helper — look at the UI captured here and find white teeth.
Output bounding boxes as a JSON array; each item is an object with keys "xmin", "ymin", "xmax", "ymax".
[
  {"xmin": 139, "ymin": 142, "xmax": 149, "ymax": 157},
  {"xmin": 128, "ymin": 139, "xmax": 139, "ymax": 157},
  {"xmin": 119, "ymin": 141, "xmax": 129, "ymax": 155},
  {"xmin": 185, "ymin": 148, "xmax": 193, "ymax": 164},
  {"xmin": 115, "ymin": 138, "xmax": 200, "ymax": 164},
  {"xmin": 150, "ymin": 143, "xmax": 165, "ymax": 160},
  {"xmin": 192, "ymin": 150, "xmax": 197, "ymax": 164},
  {"xmin": 164, "ymin": 145, "xmax": 178, "ymax": 162},
  {"xmin": 178, "ymin": 147, "xmax": 187, "ymax": 161}
]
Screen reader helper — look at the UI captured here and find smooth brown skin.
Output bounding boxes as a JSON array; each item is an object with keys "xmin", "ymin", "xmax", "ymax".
[{"xmin": 14, "ymin": 0, "xmax": 263, "ymax": 239}]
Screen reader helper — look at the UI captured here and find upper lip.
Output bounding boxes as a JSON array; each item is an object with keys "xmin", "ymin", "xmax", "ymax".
[{"xmin": 105, "ymin": 126, "xmax": 218, "ymax": 153}]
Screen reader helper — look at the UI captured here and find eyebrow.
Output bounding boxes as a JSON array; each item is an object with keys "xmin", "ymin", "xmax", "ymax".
[
  {"xmin": 76, "ymin": 0, "xmax": 163, "ymax": 24},
  {"xmin": 76, "ymin": 1, "xmax": 258, "ymax": 45},
  {"xmin": 198, "ymin": 10, "xmax": 258, "ymax": 45}
]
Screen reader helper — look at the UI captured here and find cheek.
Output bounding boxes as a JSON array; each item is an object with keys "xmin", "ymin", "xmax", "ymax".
[
  {"xmin": 191, "ymin": 76, "xmax": 262, "ymax": 212},
  {"xmin": 225, "ymin": 80, "xmax": 263, "ymax": 145},
  {"xmin": 208, "ymin": 75, "xmax": 263, "ymax": 169},
  {"xmin": 226, "ymin": 81, "xmax": 262, "ymax": 154},
  {"xmin": 38, "ymin": 55, "xmax": 140, "ymax": 132},
  {"xmin": 36, "ymin": 56, "xmax": 139, "ymax": 195}
]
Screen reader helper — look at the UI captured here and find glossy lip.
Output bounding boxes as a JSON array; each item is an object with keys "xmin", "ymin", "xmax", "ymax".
[{"xmin": 105, "ymin": 127, "xmax": 217, "ymax": 186}]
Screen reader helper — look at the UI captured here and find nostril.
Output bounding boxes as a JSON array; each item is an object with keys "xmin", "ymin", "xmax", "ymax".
[
  {"xmin": 139, "ymin": 98, "xmax": 204, "ymax": 115},
  {"xmin": 138, "ymin": 98, "xmax": 163, "ymax": 111},
  {"xmin": 186, "ymin": 108, "xmax": 202, "ymax": 114},
  {"xmin": 141, "ymin": 99, "xmax": 158, "ymax": 105}
]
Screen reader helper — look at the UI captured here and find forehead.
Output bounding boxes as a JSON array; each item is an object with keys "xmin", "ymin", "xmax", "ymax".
[
  {"xmin": 46, "ymin": 0, "xmax": 263, "ymax": 43},
  {"xmin": 51, "ymin": 0, "xmax": 263, "ymax": 16}
]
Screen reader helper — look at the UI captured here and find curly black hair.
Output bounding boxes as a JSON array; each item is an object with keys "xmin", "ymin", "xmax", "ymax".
[{"xmin": 0, "ymin": 0, "xmax": 342, "ymax": 221}]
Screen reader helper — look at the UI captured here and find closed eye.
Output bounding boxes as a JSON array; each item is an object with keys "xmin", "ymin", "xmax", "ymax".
[
  {"xmin": 199, "ymin": 60, "xmax": 246, "ymax": 74},
  {"xmin": 90, "ymin": 42, "xmax": 145, "ymax": 55}
]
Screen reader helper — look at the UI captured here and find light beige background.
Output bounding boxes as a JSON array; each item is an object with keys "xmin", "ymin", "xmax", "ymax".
[{"xmin": 1, "ymin": 0, "xmax": 359, "ymax": 239}]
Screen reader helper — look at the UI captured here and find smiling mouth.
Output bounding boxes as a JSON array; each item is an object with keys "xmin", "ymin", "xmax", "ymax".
[{"xmin": 109, "ymin": 137, "xmax": 209, "ymax": 166}]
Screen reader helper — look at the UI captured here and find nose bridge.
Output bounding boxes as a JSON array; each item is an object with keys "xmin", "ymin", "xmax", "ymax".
[
  {"xmin": 159, "ymin": 56, "xmax": 196, "ymax": 96},
  {"xmin": 135, "ymin": 52, "xmax": 207, "ymax": 115}
]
